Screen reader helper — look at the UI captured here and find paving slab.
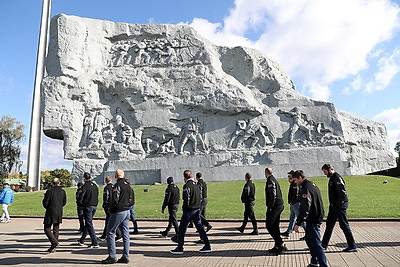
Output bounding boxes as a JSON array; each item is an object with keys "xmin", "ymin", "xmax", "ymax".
[{"xmin": 0, "ymin": 218, "xmax": 399, "ymax": 266}]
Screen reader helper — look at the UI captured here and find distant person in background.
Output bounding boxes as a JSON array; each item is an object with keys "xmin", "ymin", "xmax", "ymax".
[
  {"xmin": 43, "ymin": 178, "xmax": 67, "ymax": 253},
  {"xmin": 281, "ymin": 170, "xmax": 306, "ymax": 239},
  {"xmin": 0, "ymin": 183, "xmax": 14, "ymax": 223},
  {"xmin": 265, "ymin": 167, "xmax": 286, "ymax": 254},
  {"xmin": 293, "ymin": 170, "xmax": 327, "ymax": 267},
  {"xmin": 75, "ymin": 182, "xmax": 84, "ymax": 233},
  {"xmin": 196, "ymin": 172, "xmax": 212, "ymax": 233},
  {"xmin": 321, "ymin": 164, "xmax": 357, "ymax": 252},
  {"xmin": 125, "ymin": 179, "xmax": 139, "ymax": 235},
  {"xmin": 236, "ymin": 172, "xmax": 258, "ymax": 235},
  {"xmin": 160, "ymin": 176, "xmax": 180, "ymax": 238},
  {"xmin": 77, "ymin": 172, "xmax": 99, "ymax": 248}
]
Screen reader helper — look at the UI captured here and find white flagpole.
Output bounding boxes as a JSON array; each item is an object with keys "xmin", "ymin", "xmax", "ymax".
[{"xmin": 27, "ymin": 0, "xmax": 52, "ymax": 189}]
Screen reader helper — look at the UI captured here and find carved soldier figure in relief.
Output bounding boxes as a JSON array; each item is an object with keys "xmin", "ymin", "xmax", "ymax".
[
  {"xmin": 80, "ymin": 112, "xmax": 94, "ymax": 148},
  {"xmin": 179, "ymin": 118, "xmax": 206, "ymax": 154},
  {"xmin": 279, "ymin": 107, "xmax": 312, "ymax": 143}
]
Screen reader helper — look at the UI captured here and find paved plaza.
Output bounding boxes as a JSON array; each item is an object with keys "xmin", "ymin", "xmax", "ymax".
[{"xmin": 1, "ymin": 218, "xmax": 399, "ymax": 266}]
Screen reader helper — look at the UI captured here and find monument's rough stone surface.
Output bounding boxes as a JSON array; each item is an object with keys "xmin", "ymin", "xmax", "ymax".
[{"xmin": 42, "ymin": 14, "xmax": 396, "ymax": 184}]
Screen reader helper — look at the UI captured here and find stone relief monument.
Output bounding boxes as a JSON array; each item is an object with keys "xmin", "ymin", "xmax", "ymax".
[{"xmin": 42, "ymin": 14, "xmax": 396, "ymax": 184}]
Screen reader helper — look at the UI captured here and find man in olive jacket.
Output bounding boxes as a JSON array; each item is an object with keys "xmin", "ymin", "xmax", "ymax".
[
  {"xmin": 236, "ymin": 172, "xmax": 258, "ymax": 234},
  {"xmin": 160, "ymin": 176, "xmax": 180, "ymax": 238},
  {"xmin": 43, "ymin": 178, "xmax": 67, "ymax": 253}
]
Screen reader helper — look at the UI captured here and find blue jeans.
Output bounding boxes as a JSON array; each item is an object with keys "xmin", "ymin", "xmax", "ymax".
[
  {"xmin": 178, "ymin": 209, "xmax": 210, "ymax": 248},
  {"xmin": 107, "ymin": 210, "xmax": 130, "ymax": 259},
  {"xmin": 305, "ymin": 223, "xmax": 327, "ymax": 267},
  {"xmin": 80, "ymin": 206, "xmax": 98, "ymax": 245},
  {"xmin": 322, "ymin": 202, "xmax": 355, "ymax": 249},
  {"xmin": 286, "ymin": 202, "xmax": 306, "ymax": 233}
]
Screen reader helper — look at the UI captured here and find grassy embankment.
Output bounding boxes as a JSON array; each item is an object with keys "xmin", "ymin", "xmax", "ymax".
[{"xmin": 10, "ymin": 175, "xmax": 400, "ymax": 220}]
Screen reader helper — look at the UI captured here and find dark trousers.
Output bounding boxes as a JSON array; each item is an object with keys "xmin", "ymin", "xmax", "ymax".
[
  {"xmin": 80, "ymin": 206, "xmax": 98, "ymax": 245},
  {"xmin": 44, "ymin": 223, "xmax": 60, "ymax": 246},
  {"xmin": 165, "ymin": 204, "xmax": 179, "ymax": 234},
  {"xmin": 266, "ymin": 204, "xmax": 284, "ymax": 247},
  {"xmin": 77, "ymin": 207, "xmax": 84, "ymax": 232},
  {"xmin": 200, "ymin": 198, "xmax": 211, "ymax": 227},
  {"xmin": 322, "ymin": 202, "xmax": 355, "ymax": 248},
  {"xmin": 305, "ymin": 223, "xmax": 328, "ymax": 267},
  {"xmin": 240, "ymin": 201, "xmax": 258, "ymax": 230},
  {"xmin": 129, "ymin": 205, "xmax": 139, "ymax": 231},
  {"xmin": 178, "ymin": 209, "xmax": 210, "ymax": 248}
]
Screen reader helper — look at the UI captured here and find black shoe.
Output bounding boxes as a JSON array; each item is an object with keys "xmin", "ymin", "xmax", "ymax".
[
  {"xmin": 171, "ymin": 235, "xmax": 179, "ymax": 243},
  {"xmin": 268, "ymin": 245, "xmax": 287, "ymax": 254},
  {"xmin": 299, "ymin": 235, "xmax": 306, "ymax": 241},
  {"xmin": 199, "ymin": 245, "xmax": 212, "ymax": 253},
  {"xmin": 132, "ymin": 230, "xmax": 139, "ymax": 235},
  {"xmin": 47, "ymin": 243, "xmax": 59, "ymax": 253},
  {"xmin": 322, "ymin": 244, "xmax": 327, "ymax": 250},
  {"xmin": 342, "ymin": 247, "xmax": 357, "ymax": 252},
  {"xmin": 206, "ymin": 225, "xmax": 212, "ymax": 232},
  {"xmin": 101, "ymin": 256, "xmax": 117, "ymax": 264},
  {"xmin": 249, "ymin": 230, "xmax": 259, "ymax": 235},
  {"xmin": 170, "ymin": 246, "xmax": 184, "ymax": 254},
  {"xmin": 116, "ymin": 257, "xmax": 129, "ymax": 263},
  {"xmin": 160, "ymin": 231, "xmax": 168, "ymax": 237},
  {"xmin": 235, "ymin": 227, "xmax": 244, "ymax": 233},
  {"xmin": 280, "ymin": 232, "xmax": 290, "ymax": 237},
  {"xmin": 195, "ymin": 239, "xmax": 205, "ymax": 245}
]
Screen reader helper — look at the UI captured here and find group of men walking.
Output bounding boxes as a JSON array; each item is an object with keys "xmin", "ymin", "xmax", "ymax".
[
  {"xmin": 41, "ymin": 163, "xmax": 356, "ymax": 266},
  {"xmin": 236, "ymin": 164, "xmax": 357, "ymax": 267}
]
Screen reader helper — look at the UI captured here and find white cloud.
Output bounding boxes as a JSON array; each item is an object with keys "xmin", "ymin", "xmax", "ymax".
[
  {"xmin": 365, "ymin": 48, "xmax": 400, "ymax": 92},
  {"xmin": 373, "ymin": 107, "xmax": 400, "ymax": 152},
  {"xmin": 373, "ymin": 107, "xmax": 400, "ymax": 125},
  {"xmin": 19, "ymin": 135, "xmax": 72, "ymax": 174},
  {"xmin": 189, "ymin": 0, "xmax": 400, "ymax": 100},
  {"xmin": 306, "ymin": 83, "xmax": 331, "ymax": 101}
]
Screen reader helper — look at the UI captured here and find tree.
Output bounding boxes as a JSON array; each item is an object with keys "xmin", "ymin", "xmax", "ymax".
[
  {"xmin": 395, "ymin": 141, "xmax": 400, "ymax": 158},
  {"xmin": 41, "ymin": 168, "xmax": 72, "ymax": 189},
  {"xmin": 0, "ymin": 115, "xmax": 25, "ymax": 180}
]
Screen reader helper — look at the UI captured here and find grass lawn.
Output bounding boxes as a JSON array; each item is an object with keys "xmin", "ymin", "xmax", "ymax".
[{"xmin": 8, "ymin": 175, "xmax": 400, "ymax": 220}]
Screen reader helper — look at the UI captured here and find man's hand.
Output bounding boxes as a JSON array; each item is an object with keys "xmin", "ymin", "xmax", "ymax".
[{"xmin": 294, "ymin": 225, "xmax": 300, "ymax": 233}]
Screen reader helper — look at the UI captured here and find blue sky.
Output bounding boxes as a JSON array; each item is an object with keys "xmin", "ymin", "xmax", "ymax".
[{"xmin": 1, "ymin": 0, "xmax": 400, "ymax": 172}]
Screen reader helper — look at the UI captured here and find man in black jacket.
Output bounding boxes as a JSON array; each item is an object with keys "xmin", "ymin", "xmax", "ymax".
[
  {"xmin": 77, "ymin": 172, "xmax": 99, "ymax": 248},
  {"xmin": 102, "ymin": 169, "xmax": 134, "ymax": 264},
  {"xmin": 294, "ymin": 170, "xmax": 327, "ymax": 267},
  {"xmin": 99, "ymin": 176, "xmax": 121, "ymax": 241},
  {"xmin": 170, "ymin": 170, "xmax": 211, "ymax": 254},
  {"xmin": 43, "ymin": 178, "xmax": 66, "ymax": 253},
  {"xmin": 321, "ymin": 164, "xmax": 357, "ymax": 252},
  {"xmin": 265, "ymin": 167, "xmax": 286, "ymax": 254},
  {"xmin": 160, "ymin": 176, "xmax": 180, "ymax": 237},
  {"xmin": 236, "ymin": 172, "xmax": 258, "ymax": 235}
]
